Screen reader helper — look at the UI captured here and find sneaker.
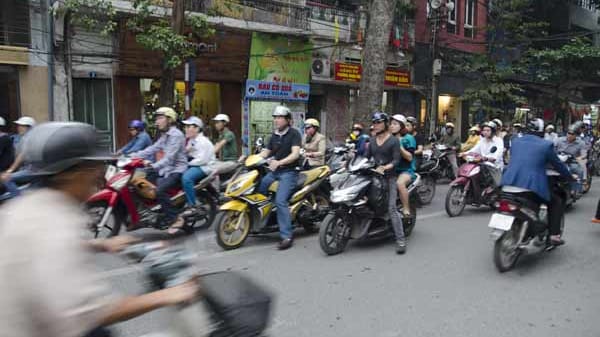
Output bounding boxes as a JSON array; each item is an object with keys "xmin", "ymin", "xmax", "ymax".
[
  {"xmin": 278, "ymin": 238, "xmax": 293, "ymax": 250},
  {"xmin": 396, "ymin": 239, "xmax": 406, "ymax": 254}
]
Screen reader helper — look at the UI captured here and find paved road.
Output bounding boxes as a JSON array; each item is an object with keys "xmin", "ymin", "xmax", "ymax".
[{"xmin": 96, "ymin": 182, "xmax": 600, "ymax": 337}]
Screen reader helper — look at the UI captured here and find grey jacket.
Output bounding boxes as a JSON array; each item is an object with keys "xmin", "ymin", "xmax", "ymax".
[{"xmin": 134, "ymin": 126, "xmax": 188, "ymax": 177}]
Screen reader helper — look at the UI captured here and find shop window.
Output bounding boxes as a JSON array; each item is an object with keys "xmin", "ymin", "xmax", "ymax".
[{"xmin": 72, "ymin": 79, "xmax": 114, "ymax": 150}]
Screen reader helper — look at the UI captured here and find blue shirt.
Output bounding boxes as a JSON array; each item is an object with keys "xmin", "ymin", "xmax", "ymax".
[
  {"xmin": 119, "ymin": 131, "xmax": 152, "ymax": 155},
  {"xmin": 133, "ymin": 127, "xmax": 188, "ymax": 177},
  {"xmin": 397, "ymin": 134, "xmax": 416, "ymax": 177}
]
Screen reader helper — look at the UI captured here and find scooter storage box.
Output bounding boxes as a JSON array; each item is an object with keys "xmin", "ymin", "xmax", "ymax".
[{"xmin": 201, "ymin": 271, "xmax": 273, "ymax": 337}]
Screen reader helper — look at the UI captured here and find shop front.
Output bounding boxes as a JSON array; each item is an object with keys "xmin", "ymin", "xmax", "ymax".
[
  {"xmin": 114, "ymin": 27, "xmax": 251, "ymax": 148},
  {"xmin": 243, "ymin": 33, "xmax": 312, "ymax": 153}
]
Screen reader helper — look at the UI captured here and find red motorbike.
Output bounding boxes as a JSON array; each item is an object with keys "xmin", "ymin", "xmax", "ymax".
[
  {"xmin": 86, "ymin": 157, "xmax": 229, "ymax": 238},
  {"xmin": 445, "ymin": 150, "xmax": 500, "ymax": 217}
]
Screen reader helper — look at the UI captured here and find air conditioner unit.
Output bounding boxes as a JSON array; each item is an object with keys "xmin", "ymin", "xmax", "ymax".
[{"xmin": 311, "ymin": 57, "xmax": 331, "ymax": 80}]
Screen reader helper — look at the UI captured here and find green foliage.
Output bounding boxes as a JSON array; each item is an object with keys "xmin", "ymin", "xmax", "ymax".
[
  {"xmin": 60, "ymin": 0, "xmax": 213, "ymax": 69},
  {"xmin": 52, "ymin": 0, "xmax": 117, "ymax": 36}
]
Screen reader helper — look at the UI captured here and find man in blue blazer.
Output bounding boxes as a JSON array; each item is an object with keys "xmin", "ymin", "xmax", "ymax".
[{"xmin": 501, "ymin": 118, "xmax": 574, "ymax": 245}]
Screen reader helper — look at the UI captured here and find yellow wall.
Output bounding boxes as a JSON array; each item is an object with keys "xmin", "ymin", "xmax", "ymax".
[
  {"xmin": 175, "ymin": 82, "xmax": 221, "ymax": 123},
  {"xmin": 19, "ymin": 66, "xmax": 49, "ymax": 122}
]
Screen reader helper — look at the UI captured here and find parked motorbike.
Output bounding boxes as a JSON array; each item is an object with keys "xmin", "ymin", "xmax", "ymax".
[
  {"xmin": 415, "ymin": 148, "xmax": 438, "ymax": 205},
  {"xmin": 445, "ymin": 148, "xmax": 499, "ymax": 217},
  {"xmin": 213, "ymin": 154, "xmax": 331, "ymax": 250},
  {"xmin": 488, "ymin": 169, "xmax": 570, "ymax": 272},
  {"xmin": 86, "ymin": 157, "xmax": 235, "ymax": 238},
  {"xmin": 318, "ymin": 156, "xmax": 419, "ymax": 255},
  {"xmin": 122, "ymin": 243, "xmax": 273, "ymax": 337}
]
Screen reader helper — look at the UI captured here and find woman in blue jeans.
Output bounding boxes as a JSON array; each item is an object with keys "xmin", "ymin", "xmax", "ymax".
[{"xmin": 179, "ymin": 116, "xmax": 215, "ymax": 218}]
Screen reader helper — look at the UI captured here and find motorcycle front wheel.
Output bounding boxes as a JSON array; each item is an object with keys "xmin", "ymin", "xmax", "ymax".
[
  {"xmin": 85, "ymin": 201, "xmax": 122, "ymax": 239},
  {"xmin": 445, "ymin": 185, "xmax": 466, "ymax": 217},
  {"xmin": 214, "ymin": 210, "xmax": 251, "ymax": 250},
  {"xmin": 319, "ymin": 213, "xmax": 350, "ymax": 255},
  {"xmin": 417, "ymin": 175, "xmax": 436, "ymax": 205}
]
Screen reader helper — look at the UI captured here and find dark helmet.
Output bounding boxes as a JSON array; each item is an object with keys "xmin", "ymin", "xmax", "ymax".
[
  {"xmin": 128, "ymin": 119, "xmax": 145, "ymax": 131},
  {"xmin": 406, "ymin": 116, "xmax": 418, "ymax": 125},
  {"xmin": 570, "ymin": 121, "xmax": 584, "ymax": 134},
  {"xmin": 22, "ymin": 122, "xmax": 111, "ymax": 176},
  {"xmin": 526, "ymin": 118, "xmax": 544, "ymax": 135},
  {"xmin": 371, "ymin": 111, "xmax": 389, "ymax": 124}
]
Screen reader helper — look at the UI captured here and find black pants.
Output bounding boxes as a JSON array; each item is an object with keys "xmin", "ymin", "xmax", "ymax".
[
  {"xmin": 146, "ymin": 169, "xmax": 182, "ymax": 223},
  {"xmin": 547, "ymin": 191, "xmax": 564, "ymax": 236}
]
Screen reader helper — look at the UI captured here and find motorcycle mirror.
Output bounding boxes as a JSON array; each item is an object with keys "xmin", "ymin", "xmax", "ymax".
[{"xmin": 490, "ymin": 146, "xmax": 498, "ymax": 153}]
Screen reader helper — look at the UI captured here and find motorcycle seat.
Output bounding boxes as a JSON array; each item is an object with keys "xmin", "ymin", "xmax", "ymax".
[
  {"xmin": 267, "ymin": 166, "xmax": 330, "ymax": 193},
  {"xmin": 501, "ymin": 185, "xmax": 531, "ymax": 193}
]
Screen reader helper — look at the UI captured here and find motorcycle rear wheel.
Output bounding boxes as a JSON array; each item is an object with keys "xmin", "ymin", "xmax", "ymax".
[
  {"xmin": 493, "ymin": 229, "xmax": 521, "ymax": 272},
  {"xmin": 214, "ymin": 210, "xmax": 251, "ymax": 250},
  {"xmin": 85, "ymin": 201, "xmax": 122, "ymax": 239},
  {"xmin": 417, "ymin": 175, "xmax": 436, "ymax": 205},
  {"xmin": 185, "ymin": 190, "xmax": 218, "ymax": 230},
  {"xmin": 445, "ymin": 185, "xmax": 466, "ymax": 217},
  {"xmin": 319, "ymin": 214, "xmax": 349, "ymax": 255}
]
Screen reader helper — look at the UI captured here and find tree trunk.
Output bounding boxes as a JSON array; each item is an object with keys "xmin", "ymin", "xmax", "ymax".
[
  {"xmin": 158, "ymin": 0, "xmax": 185, "ymax": 107},
  {"xmin": 353, "ymin": 0, "xmax": 397, "ymax": 122}
]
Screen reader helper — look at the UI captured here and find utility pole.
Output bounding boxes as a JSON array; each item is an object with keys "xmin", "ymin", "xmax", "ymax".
[{"xmin": 159, "ymin": 0, "xmax": 185, "ymax": 107}]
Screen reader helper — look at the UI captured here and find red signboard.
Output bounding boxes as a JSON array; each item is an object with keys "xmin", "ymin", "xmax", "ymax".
[{"xmin": 334, "ymin": 62, "xmax": 410, "ymax": 87}]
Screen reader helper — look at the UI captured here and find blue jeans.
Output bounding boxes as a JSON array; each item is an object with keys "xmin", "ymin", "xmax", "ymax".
[
  {"xmin": 568, "ymin": 163, "xmax": 583, "ymax": 193},
  {"xmin": 258, "ymin": 169, "xmax": 299, "ymax": 240},
  {"xmin": 3, "ymin": 170, "xmax": 32, "ymax": 198},
  {"xmin": 182, "ymin": 166, "xmax": 206, "ymax": 206}
]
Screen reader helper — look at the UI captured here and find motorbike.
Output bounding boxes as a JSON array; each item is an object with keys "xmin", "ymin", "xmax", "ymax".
[
  {"xmin": 557, "ymin": 152, "xmax": 584, "ymax": 202},
  {"xmin": 213, "ymin": 154, "xmax": 331, "ymax": 250},
  {"xmin": 86, "ymin": 157, "xmax": 236, "ymax": 238},
  {"xmin": 445, "ymin": 148, "xmax": 500, "ymax": 217},
  {"xmin": 122, "ymin": 243, "xmax": 273, "ymax": 337},
  {"xmin": 415, "ymin": 148, "xmax": 438, "ymax": 205},
  {"xmin": 318, "ymin": 156, "xmax": 419, "ymax": 256},
  {"xmin": 488, "ymin": 168, "xmax": 570, "ymax": 272},
  {"xmin": 431, "ymin": 143, "xmax": 457, "ymax": 181}
]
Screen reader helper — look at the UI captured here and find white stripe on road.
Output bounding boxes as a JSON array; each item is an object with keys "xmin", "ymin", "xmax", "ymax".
[{"xmin": 98, "ymin": 210, "xmax": 448, "ymax": 280}]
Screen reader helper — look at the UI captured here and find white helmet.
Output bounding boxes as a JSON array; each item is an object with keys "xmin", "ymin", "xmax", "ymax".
[
  {"xmin": 0, "ymin": 117, "xmax": 5, "ymax": 127},
  {"xmin": 213, "ymin": 114, "xmax": 230, "ymax": 123},
  {"xmin": 272, "ymin": 106, "xmax": 291, "ymax": 118},
  {"xmin": 492, "ymin": 118, "xmax": 503, "ymax": 129},
  {"xmin": 391, "ymin": 114, "xmax": 407, "ymax": 125},
  {"xmin": 182, "ymin": 116, "xmax": 204, "ymax": 129},
  {"xmin": 14, "ymin": 116, "xmax": 36, "ymax": 127},
  {"xmin": 526, "ymin": 118, "xmax": 544, "ymax": 133}
]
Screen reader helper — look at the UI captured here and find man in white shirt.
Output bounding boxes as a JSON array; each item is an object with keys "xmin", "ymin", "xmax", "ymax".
[{"xmin": 461, "ymin": 121, "xmax": 504, "ymax": 186}]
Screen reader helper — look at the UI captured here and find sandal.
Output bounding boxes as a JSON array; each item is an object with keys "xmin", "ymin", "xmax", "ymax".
[
  {"xmin": 549, "ymin": 236, "xmax": 565, "ymax": 246},
  {"xmin": 167, "ymin": 217, "xmax": 187, "ymax": 235}
]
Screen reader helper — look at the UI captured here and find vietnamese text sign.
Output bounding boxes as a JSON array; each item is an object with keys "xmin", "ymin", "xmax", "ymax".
[
  {"xmin": 248, "ymin": 33, "xmax": 312, "ymax": 84},
  {"xmin": 245, "ymin": 80, "xmax": 310, "ymax": 101},
  {"xmin": 334, "ymin": 62, "xmax": 410, "ymax": 87}
]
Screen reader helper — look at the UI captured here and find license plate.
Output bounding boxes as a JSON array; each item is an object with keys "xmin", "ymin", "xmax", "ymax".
[{"xmin": 488, "ymin": 213, "xmax": 514, "ymax": 231}]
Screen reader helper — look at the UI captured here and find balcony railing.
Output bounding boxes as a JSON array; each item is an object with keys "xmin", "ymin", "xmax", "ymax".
[
  {"xmin": 574, "ymin": 0, "xmax": 596, "ymax": 11},
  {"xmin": 186, "ymin": 0, "xmax": 310, "ymax": 30}
]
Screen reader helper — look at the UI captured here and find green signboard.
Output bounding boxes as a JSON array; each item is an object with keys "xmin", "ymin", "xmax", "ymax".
[{"xmin": 248, "ymin": 32, "xmax": 312, "ymax": 84}]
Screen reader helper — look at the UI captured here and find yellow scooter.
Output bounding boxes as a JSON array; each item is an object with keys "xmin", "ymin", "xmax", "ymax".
[{"xmin": 214, "ymin": 154, "xmax": 331, "ymax": 250}]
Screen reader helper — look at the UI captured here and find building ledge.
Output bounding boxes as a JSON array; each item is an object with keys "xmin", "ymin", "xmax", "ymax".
[{"xmin": 0, "ymin": 45, "xmax": 29, "ymax": 65}]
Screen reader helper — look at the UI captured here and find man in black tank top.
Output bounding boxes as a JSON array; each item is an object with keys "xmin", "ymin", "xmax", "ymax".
[{"xmin": 367, "ymin": 111, "xmax": 406, "ymax": 254}]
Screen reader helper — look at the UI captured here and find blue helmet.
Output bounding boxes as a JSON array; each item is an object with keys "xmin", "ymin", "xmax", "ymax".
[{"xmin": 128, "ymin": 119, "xmax": 145, "ymax": 131}]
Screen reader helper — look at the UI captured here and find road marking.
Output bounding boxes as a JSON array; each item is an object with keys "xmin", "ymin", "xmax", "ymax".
[{"xmin": 98, "ymin": 210, "xmax": 447, "ymax": 280}]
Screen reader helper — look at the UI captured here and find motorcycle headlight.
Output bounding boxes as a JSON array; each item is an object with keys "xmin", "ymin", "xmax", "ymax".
[
  {"xmin": 331, "ymin": 190, "xmax": 358, "ymax": 203},
  {"xmin": 104, "ymin": 165, "xmax": 117, "ymax": 181},
  {"xmin": 467, "ymin": 166, "xmax": 481, "ymax": 177},
  {"xmin": 228, "ymin": 180, "xmax": 245, "ymax": 194},
  {"xmin": 109, "ymin": 175, "xmax": 130, "ymax": 190}
]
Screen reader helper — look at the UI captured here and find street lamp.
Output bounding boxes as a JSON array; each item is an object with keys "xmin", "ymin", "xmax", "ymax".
[{"xmin": 427, "ymin": 0, "xmax": 454, "ymax": 137}]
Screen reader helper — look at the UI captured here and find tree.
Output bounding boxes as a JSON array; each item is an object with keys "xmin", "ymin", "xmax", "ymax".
[
  {"xmin": 353, "ymin": 0, "xmax": 398, "ymax": 122},
  {"xmin": 55, "ymin": 0, "xmax": 214, "ymax": 107}
]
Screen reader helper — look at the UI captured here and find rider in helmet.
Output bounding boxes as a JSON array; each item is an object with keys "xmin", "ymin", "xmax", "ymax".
[
  {"xmin": 461, "ymin": 121, "xmax": 504, "ymax": 189},
  {"xmin": 0, "ymin": 122, "xmax": 199, "ymax": 337},
  {"xmin": 368, "ymin": 111, "xmax": 407, "ymax": 254},
  {"xmin": 212, "ymin": 114, "xmax": 238, "ymax": 162},
  {"xmin": 544, "ymin": 124, "xmax": 558, "ymax": 145},
  {"xmin": 257, "ymin": 106, "xmax": 302, "ymax": 250},
  {"xmin": 178, "ymin": 116, "xmax": 216, "ymax": 228},
  {"xmin": 439, "ymin": 122, "xmax": 461, "ymax": 177},
  {"xmin": 501, "ymin": 118, "xmax": 574, "ymax": 246},
  {"xmin": 390, "ymin": 114, "xmax": 416, "ymax": 220},
  {"xmin": 462, "ymin": 125, "xmax": 481, "ymax": 153},
  {"xmin": 555, "ymin": 123, "xmax": 586, "ymax": 195},
  {"xmin": 348, "ymin": 122, "xmax": 370, "ymax": 156},
  {"xmin": 302, "ymin": 118, "xmax": 326, "ymax": 168},
  {"xmin": 1, "ymin": 116, "xmax": 36, "ymax": 198},
  {"xmin": 132, "ymin": 107, "xmax": 188, "ymax": 230},
  {"xmin": 406, "ymin": 116, "xmax": 424, "ymax": 157},
  {"xmin": 117, "ymin": 119, "xmax": 152, "ymax": 155}
]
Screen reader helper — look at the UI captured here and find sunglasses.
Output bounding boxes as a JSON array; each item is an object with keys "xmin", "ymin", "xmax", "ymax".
[
  {"xmin": 567, "ymin": 132, "xmax": 575, "ymax": 135},
  {"xmin": 128, "ymin": 128, "xmax": 137, "ymax": 131},
  {"xmin": 373, "ymin": 120, "xmax": 384, "ymax": 125}
]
